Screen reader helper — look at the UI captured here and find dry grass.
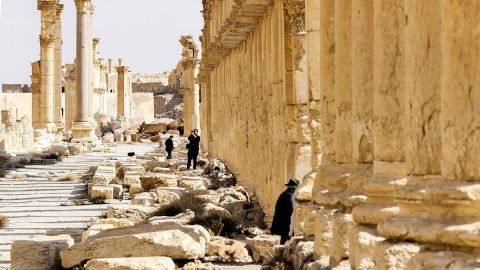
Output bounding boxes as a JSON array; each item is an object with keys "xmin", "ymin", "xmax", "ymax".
[
  {"xmin": 0, "ymin": 216, "xmax": 9, "ymax": 229},
  {"xmin": 56, "ymin": 173, "xmax": 81, "ymax": 182},
  {"xmin": 89, "ymin": 196, "xmax": 107, "ymax": 205},
  {"xmin": 152, "ymin": 193, "xmax": 206, "ymax": 217},
  {"xmin": 5, "ymin": 173, "xmax": 26, "ymax": 180}
]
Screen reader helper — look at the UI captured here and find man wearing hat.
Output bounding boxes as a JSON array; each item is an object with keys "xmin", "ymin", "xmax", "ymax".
[{"xmin": 270, "ymin": 178, "xmax": 300, "ymax": 244}]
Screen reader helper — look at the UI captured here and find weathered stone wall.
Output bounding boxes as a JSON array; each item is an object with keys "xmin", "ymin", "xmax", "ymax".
[
  {"xmin": 130, "ymin": 93, "xmax": 155, "ymax": 124},
  {"xmin": 0, "ymin": 93, "xmax": 33, "ymax": 121}
]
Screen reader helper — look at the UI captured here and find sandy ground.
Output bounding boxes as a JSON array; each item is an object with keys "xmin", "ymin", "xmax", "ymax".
[{"xmin": 0, "ymin": 143, "xmax": 156, "ymax": 269}]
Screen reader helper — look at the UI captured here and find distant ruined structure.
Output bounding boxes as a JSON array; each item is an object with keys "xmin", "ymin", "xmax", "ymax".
[{"xmin": 200, "ymin": 0, "xmax": 480, "ymax": 269}]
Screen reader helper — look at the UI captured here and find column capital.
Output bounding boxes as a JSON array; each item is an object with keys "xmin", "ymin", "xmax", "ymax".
[
  {"xmin": 74, "ymin": 0, "xmax": 95, "ymax": 15},
  {"xmin": 39, "ymin": 34, "xmax": 56, "ymax": 47},
  {"xmin": 283, "ymin": 0, "xmax": 306, "ymax": 34},
  {"xmin": 37, "ymin": 0, "xmax": 57, "ymax": 11}
]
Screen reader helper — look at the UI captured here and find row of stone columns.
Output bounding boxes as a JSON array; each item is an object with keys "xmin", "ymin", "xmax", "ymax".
[{"xmin": 296, "ymin": 0, "xmax": 480, "ymax": 268}]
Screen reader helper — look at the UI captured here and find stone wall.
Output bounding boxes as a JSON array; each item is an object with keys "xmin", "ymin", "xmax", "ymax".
[
  {"xmin": 0, "ymin": 93, "xmax": 33, "ymax": 121},
  {"xmin": 201, "ymin": 0, "xmax": 480, "ymax": 268},
  {"xmin": 130, "ymin": 93, "xmax": 155, "ymax": 124}
]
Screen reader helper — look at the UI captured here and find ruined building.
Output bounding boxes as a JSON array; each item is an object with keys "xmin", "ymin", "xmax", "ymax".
[{"xmin": 199, "ymin": 0, "xmax": 480, "ymax": 268}]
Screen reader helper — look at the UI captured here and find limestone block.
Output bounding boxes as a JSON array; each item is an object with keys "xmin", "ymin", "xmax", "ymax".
[
  {"xmin": 102, "ymin": 132, "xmax": 115, "ymax": 143},
  {"xmin": 329, "ymin": 212, "xmax": 353, "ymax": 265},
  {"xmin": 374, "ymin": 241, "xmax": 421, "ymax": 270},
  {"xmin": 148, "ymin": 210, "xmax": 194, "ymax": 226},
  {"xmin": 11, "ymin": 235, "xmax": 74, "ymax": 270},
  {"xmin": 114, "ymin": 131, "xmax": 124, "ymax": 142},
  {"xmin": 352, "ymin": 203, "xmax": 399, "ymax": 225},
  {"xmin": 111, "ymin": 184, "xmax": 124, "ymax": 199},
  {"xmin": 84, "ymin": 257, "xmax": 175, "ymax": 270},
  {"xmin": 202, "ymin": 202, "xmax": 231, "ymax": 218},
  {"xmin": 60, "ymin": 224, "xmax": 210, "ymax": 268},
  {"xmin": 206, "ymin": 236, "xmax": 252, "ymax": 263},
  {"xmin": 155, "ymin": 187, "xmax": 185, "ymax": 205},
  {"xmin": 91, "ymin": 185, "xmax": 114, "ymax": 200},
  {"xmin": 142, "ymin": 118, "xmax": 175, "ymax": 134},
  {"xmin": 49, "ymin": 144, "xmax": 69, "ymax": 157},
  {"xmin": 132, "ymin": 192, "xmax": 157, "ymax": 206},
  {"xmin": 68, "ymin": 145, "xmax": 87, "ymax": 155},
  {"xmin": 107, "ymin": 205, "xmax": 158, "ymax": 224},
  {"xmin": 179, "ymin": 176, "xmax": 207, "ymax": 190},
  {"xmin": 250, "ymin": 234, "xmax": 281, "ymax": 263},
  {"xmin": 123, "ymin": 172, "xmax": 141, "ymax": 185},
  {"xmin": 90, "ymin": 218, "xmax": 134, "ymax": 229},
  {"xmin": 313, "ymin": 208, "xmax": 335, "ymax": 257},
  {"xmin": 303, "ymin": 203, "xmax": 321, "ymax": 240},
  {"xmin": 129, "ymin": 183, "xmax": 144, "ymax": 196},
  {"xmin": 141, "ymin": 173, "xmax": 179, "ymax": 190},
  {"xmin": 349, "ymin": 225, "xmax": 385, "ymax": 270},
  {"xmin": 405, "ymin": 251, "xmax": 480, "ymax": 270},
  {"xmin": 82, "ymin": 224, "xmax": 115, "ymax": 242},
  {"xmin": 296, "ymin": 171, "xmax": 316, "ymax": 202},
  {"xmin": 131, "ymin": 134, "xmax": 141, "ymax": 142},
  {"xmin": 123, "ymin": 165, "xmax": 146, "ymax": 176}
]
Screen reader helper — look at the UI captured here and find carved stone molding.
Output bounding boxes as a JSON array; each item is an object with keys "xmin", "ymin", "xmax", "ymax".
[
  {"xmin": 74, "ymin": 0, "xmax": 95, "ymax": 15},
  {"xmin": 37, "ymin": 0, "xmax": 57, "ymax": 11},
  {"xmin": 284, "ymin": 0, "xmax": 306, "ymax": 34},
  {"xmin": 56, "ymin": 3, "xmax": 64, "ymax": 16},
  {"xmin": 31, "ymin": 85, "xmax": 41, "ymax": 94}
]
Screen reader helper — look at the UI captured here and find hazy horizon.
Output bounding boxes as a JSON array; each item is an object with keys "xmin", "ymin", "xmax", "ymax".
[{"xmin": 0, "ymin": 0, "xmax": 203, "ymax": 84}]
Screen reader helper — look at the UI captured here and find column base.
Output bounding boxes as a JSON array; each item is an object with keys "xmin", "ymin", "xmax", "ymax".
[
  {"xmin": 55, "ymin": 122, "xmax": 65, "ymax": 132},
  {"xmin": 72, "ymin": 121, "xmax": 98, "ymax": 143}
]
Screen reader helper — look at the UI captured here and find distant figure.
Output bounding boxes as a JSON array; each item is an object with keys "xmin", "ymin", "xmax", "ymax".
[
  {"xmin": 177, "ymin": 126, "xmax": 184, "ymax": 136},
  {"xmin": 187, "ymin": 129, "xmax": 200, "ymax": 170},
  {"xmin": 270, "ymin": 179, "xmax": 299, "ymax": 244},
  {"xmin": 165, "ymin": 136, "xmax": 174, "ymax": 159},
  {"xmin": 127, "ymin": 152, "xmax": 135, "ymax": 157}
]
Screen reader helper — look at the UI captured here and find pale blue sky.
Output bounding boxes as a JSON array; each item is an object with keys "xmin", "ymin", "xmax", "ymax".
[{"xmin": 0, "ymin": 0, "xmax": 203, "ymax": 84}]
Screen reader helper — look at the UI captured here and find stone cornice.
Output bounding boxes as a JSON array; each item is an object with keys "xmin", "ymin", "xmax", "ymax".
[
  {"xmin": 201, "ymin": 0, "xmax": 273, "ymax": 69},
  {"xmin": 74, "ymin": 0, "xmax": 95, "ymax": 15},
  {"xmin": 37, "ymin": 0, "xmax": 57, "ymax": 11}
]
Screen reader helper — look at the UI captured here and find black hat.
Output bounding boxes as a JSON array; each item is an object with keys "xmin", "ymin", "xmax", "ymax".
[{"xmin": 285, "ymin": 179, "xmax": 300, "ymax": 188}]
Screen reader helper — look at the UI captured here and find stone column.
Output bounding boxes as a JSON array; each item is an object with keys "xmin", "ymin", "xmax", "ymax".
[
  {"xmin": 38, "ymin": 0, "xmax": 57, "ymax": 134},
  {"xmin": 54, "ymin": 3, "xmax": 63, "ymax": 130},
  {"xmin": 116, "ymin": 64, "xmax": 127, "ymax": 118},
  {"xmin": 284, "ymin": 0, "xmax": 312, "ymax": 182},
  {"xmin": 180, "ymin": 36, "xmax": 201, "ymax": 134},
  {"xmin": 72, "ymin": 0, "xmax": 97, "ymax": 143},
  {"xmin": 31, "ymin": 61, "xmax": 42, "ymax": 129},
  {"xmin": 311, "ymin": 0, "xmax": 336, "ymax": 259},
  {"xmin": 64, "ymin": 64, "xmax": 76, "ymax": 130}
]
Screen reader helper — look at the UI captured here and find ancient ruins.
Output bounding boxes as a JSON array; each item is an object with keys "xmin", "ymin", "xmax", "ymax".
[{"xmin": 0, "ymin": 0, "xmax": 479, "ymax": 269}]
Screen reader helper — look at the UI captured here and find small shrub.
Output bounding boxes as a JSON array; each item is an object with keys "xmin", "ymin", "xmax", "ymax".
[
  {"xmin": 190, "ymin": 213, "xmax": 241, "ymax": 237},
  {"xmin": 152, "ymin": 193, "xmax": 206, "ymax": 217},
  {"xmin": 56, "ymin": 173, "xmax": 81, "ymax": 182},
  {"xmin": 0, "ymin": 216, "xmax": 9, "ymax": 229}
]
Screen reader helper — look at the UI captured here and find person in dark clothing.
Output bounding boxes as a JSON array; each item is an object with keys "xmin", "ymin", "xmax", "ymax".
[
  {"xmin": 270, "ymin": 179, "xmax": 300, "ymax": 244},
  {"xmin": 187, "ymin": 129, "xmax": 200, "ymax": 169},
  {"xmin": 165, "ymin": 136, "xmax": 174, "ymax": 159}
]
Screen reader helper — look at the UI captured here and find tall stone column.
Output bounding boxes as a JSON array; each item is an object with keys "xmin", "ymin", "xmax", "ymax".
[
  {"xmin": 54, "ymin": 3, "xmax": 63, "ymax": 130},
  {"xmin": 31, "ymin": 61, "xmax": 42, "ymax": 129},
  {"xmin": 284, "ymin": 0, "xmax": 312, "ymax": 182},
  {"xmin": 180, "ymin": 36, "xmax": 201, "ymax": 134},
  {"xmin": 72, "ymin": 0, "xmax": 97, "ymax": 143},
  {"xmin": 38, "ymin": 0, "xmax": 57, "ymax": 134},
  {"xmin": 116, "ymin": 63, "xmax": 127, "ymax": 118}
]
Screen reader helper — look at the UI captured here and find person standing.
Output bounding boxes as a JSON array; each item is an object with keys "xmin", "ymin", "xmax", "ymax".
[
  {"xmin": 270, "ymin": 179, "xmax": 299, "ymax": 244},
  {"xmin": 165, "ymin": 135, "xmax": 174, "ymax": 159},
  {"xmin": 187, "ymin": 129, "xmax": 200, "ymax": 169}
]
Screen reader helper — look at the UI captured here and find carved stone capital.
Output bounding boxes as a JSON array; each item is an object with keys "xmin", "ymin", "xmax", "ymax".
[
  {"xmin": 284, "ymin": 0, "xmax": 306, "ymax": 34},
  {"xmin": 74, "ymin": 0, "xmax": 95, "ymax": 15},
  {"xmin": 39, "ymin": 34, "xmax": 56, "ymax": 47},
  {"xmin": 37, "ymin": 0, "xmax": 57, "ymax": 11}
]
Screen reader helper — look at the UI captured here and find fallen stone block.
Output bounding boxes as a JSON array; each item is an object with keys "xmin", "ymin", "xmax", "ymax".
[
  {"xmin": 179, "ymin": 176, "xmax": 207, "ymax": 190},
  {"xmin": 132, "ymin": 192, "xmax": 158, "ymax": 206},
  {"xmin": 129, "ymin": 183, "xmax": 144, "ymax": 197},
  {"xmin": 202, "ymin": 203, "xmax": 231, "ymax": 218},
  {"xmin": 91, "ymin": 185, "xmax": 114, "ymax": 200},
  {"xmin": 155, "ymin": 187, "xmax": 186, "ymax": 205},
  {"xmin": 123, "ymin": 172, "xmax": 141, "ymax": 185},
  {"xmin": 60, "ymin": 223, "xmax": 210, "ymax": 268},
  {"xmin": 111, "ymin": 184, "xmax": 124, "ymax": 199},
  {"xmin": 207, "ymin": 236, "xmax": 252, "ymax": 263},
  {"xmin": 84, "ymin": 256, "xmax": 175, "ymax": 270},
  {"xmin": 82, "ymin": 224, "xmax": 115, "ymax": 242},
  {"xmin": 149, "ymin": 210, "xmax": 195, "ymax": 225},
  {"xmin": 90, "ymin": 218, "xmax": 135, "ymax": 229},
  {"xmin": 141, "ymin": 173, "xmax": 179, "ymax": 190},
  {"xmin": 250, "ymin": 234, "xmax": 281, "ymax": 263},
  {"xmin": 11, "ymin": 235, "xmax": 74, "ymax": 270},
  {"xmin": 107, "ymin": 205, "xmax": 158, "ymax": 224}
]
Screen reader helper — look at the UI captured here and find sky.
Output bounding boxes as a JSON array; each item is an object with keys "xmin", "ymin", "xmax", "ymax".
[{"xmin": 0, "ymin": 0, "xmax": 204, "ymax": 84}]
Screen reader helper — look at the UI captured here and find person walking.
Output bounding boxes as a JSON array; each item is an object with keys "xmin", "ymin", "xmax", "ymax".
[
  {"xmin": 270, "ymin": 179, "xmax": 299, "ymax": 244},
  {"xmin": 187, "ymin": 129, "xmax": 200, "ymax": 169},
  {"xmin": 165, "ymin": 135, "xmax": 174, "ymax": 159}
]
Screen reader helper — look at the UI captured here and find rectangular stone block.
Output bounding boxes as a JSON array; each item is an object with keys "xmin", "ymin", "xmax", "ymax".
[
  {"xmin": 349, "ymin": 225, "xmax": 385, "ymax": 270},
  {"xmin": 91, "ymin": 185, "xmax": 114, "ymax": 200},
  {"xmin": 11, "ymin": 235, "xmax": 74, "ymax": 270}
]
